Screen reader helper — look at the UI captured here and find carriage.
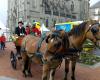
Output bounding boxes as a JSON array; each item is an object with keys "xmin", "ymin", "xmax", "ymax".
[
  {"xmin": 10, "ymin": 21, "xmax": 80, "ymax": 69},
  {"xmin": 10, "ymin": 21, "xmax": 42, "ymax": 69},
  {"xmin": 10, "ymin": 34, "xmax": 24, "ymax": 69}
]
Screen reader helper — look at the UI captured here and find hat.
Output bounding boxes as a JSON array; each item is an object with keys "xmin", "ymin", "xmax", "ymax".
[
  {"xmin": 18, "ymin": 21, "xmax": 23, "ymax": 24},
  {"xmin": 18, "ymin": 18, "xmax": 23, "ymax": 24},
  {"xmin": 32, "ymin": 20, "xmax": 36, "ymax": 25}
]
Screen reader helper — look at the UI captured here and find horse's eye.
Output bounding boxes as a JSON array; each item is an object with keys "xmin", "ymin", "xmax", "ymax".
[
  {"xmin": 54, "ymin": 42, "xmax": 61, "ymax": 48},
  {"xmin": 91, "ymin": 27, "xmax": 99, "ymax": 34}
]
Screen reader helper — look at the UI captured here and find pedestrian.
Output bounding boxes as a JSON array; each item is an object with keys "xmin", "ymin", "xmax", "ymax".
[
  {"xmin": 14, "ymin": 20, "xmax": 25, "ymax": 58},
  {"xmin": 31, "ymin": 22, "xmax": 41, "ymax": 37},
  {"xmin": 0, "ymin": 34, "xmax": 6, "ymax": 50},
  {"xmin": 25, "ymin": 23, "xmax": 31, "ymax": 35},
  {"xmin": 15, "ymin": 20, "xmax": 26, "ymax": 36}
]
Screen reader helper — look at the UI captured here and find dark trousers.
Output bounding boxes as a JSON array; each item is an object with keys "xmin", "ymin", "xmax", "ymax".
[
  {"xmin": 16, "ymin": 46, "xmax": 21, "ymax": 56},
  {"xmin": 1, "ymin": 42, "xmax": 5, "ymax": 50}
]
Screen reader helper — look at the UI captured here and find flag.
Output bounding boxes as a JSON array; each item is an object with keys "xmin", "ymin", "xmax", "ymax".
[{"xmin": 40, "ymin": 23, "xmax": 50, "ymax": 33}]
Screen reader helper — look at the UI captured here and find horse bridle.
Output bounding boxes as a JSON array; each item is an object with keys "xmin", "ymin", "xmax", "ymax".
[
  {"xmin": 85, "ymin": 23, "xmax": 100, "ymax": 48},
  {"xmin": 46, "ymin": 31, "xmax": 66, "ymax": 56},
  {"xmin": 86, "ymin": 23, "xmax": 100, "ymax": 40},
  {"xmin": 66, "ymin": 23, "xmax": 100, "ymax": 54}
]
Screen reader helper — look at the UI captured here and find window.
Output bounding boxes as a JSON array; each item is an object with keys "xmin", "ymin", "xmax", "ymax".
[
  {"xmin": 27, "ymin": 1, "xmax": 30, "ymax": 4},
  {"xmin": 32, "ymin": 0, "xmax": 37, "ymax": 8},
  {"xmin": 71, "ymin": 1, "xmax": 74, "ymax": 11}
]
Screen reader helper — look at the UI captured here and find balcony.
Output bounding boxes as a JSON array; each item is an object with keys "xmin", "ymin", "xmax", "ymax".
[
  {"xmin": 53, "ymin": 11, "xmax": 59, "ymax": 16},
  {"xmin": 64, "ymin": 0, "xmax": 70, "ymax": 1},
  {"xmin": 60, "ymin": 13, "xmax": 66, "ymax": 17},
  {"xmin": 45, "ymin": 10, "xmax": 51, "ymax": 15}
]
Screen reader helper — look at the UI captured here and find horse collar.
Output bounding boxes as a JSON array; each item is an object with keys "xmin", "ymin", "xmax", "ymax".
[{"xmin": 67, "ymin": 48, "xmax": 81, "ymax": 53}]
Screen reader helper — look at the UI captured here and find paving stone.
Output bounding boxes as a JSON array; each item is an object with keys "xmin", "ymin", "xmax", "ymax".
[{"xmin": 0, "ymin": 76, "xmax": 17, "ymax": 80}]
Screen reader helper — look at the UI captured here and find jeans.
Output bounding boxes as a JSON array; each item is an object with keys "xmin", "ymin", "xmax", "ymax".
[{"xmin": 1, "ymin": 42, "xmax": 5, "ymax": 50}]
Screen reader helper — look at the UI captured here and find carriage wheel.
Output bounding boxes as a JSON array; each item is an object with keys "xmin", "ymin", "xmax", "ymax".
[{"xmin": 10, "ymin": 51, "xmax": 17, "ymax": 69}]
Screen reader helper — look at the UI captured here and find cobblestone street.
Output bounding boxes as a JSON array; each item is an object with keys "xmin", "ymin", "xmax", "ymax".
[{"xmin": 0, "ymin": 42, "xmax": 100, "ymax": 80}]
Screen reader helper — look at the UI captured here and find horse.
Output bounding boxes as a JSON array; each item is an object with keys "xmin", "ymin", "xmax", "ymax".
[
  {"xmin": 42, "ymin": 30, "xmax": 69, "ymax": 80},
  {"xmin": 64, "ymin": 20, "xmax": 100, "ymax": 80},
  {"xmin": 42, "ymin": 20, "xmax": 100, "ymax": 80},
  {"xmin": 21, "ymin": 34, "xmax": 48, "ymax": 77}
]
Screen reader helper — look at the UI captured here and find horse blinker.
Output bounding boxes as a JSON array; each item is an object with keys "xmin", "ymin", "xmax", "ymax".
[{"xmin": 91, "ymin": 27, "xmax": 99, "ymax": 34}]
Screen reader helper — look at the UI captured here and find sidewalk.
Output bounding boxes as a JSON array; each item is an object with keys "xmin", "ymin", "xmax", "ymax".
[{"xmin": 0, "ymin": 76, "xmax": 17, "ymax": 80}]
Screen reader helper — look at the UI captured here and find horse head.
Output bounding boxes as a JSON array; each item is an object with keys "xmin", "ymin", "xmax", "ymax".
[
  {"xmin": 85, "ymin": 20, "xmax": 100, "ymax": 48},
  {"xmin": 68, "ymin": 20, "xmax": 100, "ymax": 48},
  {"xmin": 46, "ymin": 30, "xmax": 69, "ymax": 54}
]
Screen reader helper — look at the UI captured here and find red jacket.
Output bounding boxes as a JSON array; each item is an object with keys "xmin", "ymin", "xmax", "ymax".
[
  {"xmin": 0, "ymin": 36, "xmax": 6, "ymax": 43},
  {"xmin": 32, "ymin": 28, "xmax": 41, "ymax": 36}
]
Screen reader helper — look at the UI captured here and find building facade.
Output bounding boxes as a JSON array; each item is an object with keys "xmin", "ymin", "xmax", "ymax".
[
  {"xmin": 89, "ymin": 1, "xmax": 100, "ymax": 20},
  {"xmin": 8, "ymin": 0, "xmax": 90, "ymax": 32}
]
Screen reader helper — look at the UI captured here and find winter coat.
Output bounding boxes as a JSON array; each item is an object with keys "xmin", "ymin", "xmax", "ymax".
[
  {"xmin": 0, "ymin": 36, "xmax": 6, "ymax": 43},
  {"xmin": 15, "ymin": 26, "xmax": 26, "ymax": 36}
]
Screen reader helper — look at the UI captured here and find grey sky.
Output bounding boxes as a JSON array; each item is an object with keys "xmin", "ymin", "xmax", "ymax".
[
  {"xmin": 90, "ymin": 0, "xmax": 100, "ymax": 6},
  {"xmin": 0, "ymin": 0, "xmax": 7, "ymax": 25}
]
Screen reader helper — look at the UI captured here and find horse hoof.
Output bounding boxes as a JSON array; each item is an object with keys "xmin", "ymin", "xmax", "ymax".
[
  {"xmin": 71, "ymin": 76, "xmax": 75, "ymax": 80},
  {"xmin": 23, "ymin": 70, "xmax": 28, "ymax": 77},
  {"xmin": 22, "ymin": 72, "xmax": 27, "ymax": 77},
  {"xmin": 23, "ymin": 73, "xmax": 28, "ymax": 77},
  {"xmin": 63, "ymin": 77, "xmax": 67, "ymax": 80},
  {"xmin": 18, "ymin": 57, "xmax": 22, "ymax": 60},
  {"xmin": 24, "ymin": 74, "xmax": 27, "ymax": 77},
  {"xmin": 11, "ymin": 61, "xmax": 17, "ymax": 70},
  {"xmin": 28, "ymin": 71, "xmax": 33, "ymax": 77},
  {"xmin": 29, "ymin": 74, "xmax": 33, "ymax": 77},
  {"xmin": 40, "ymin": 64, "xmax": 43, "ymax": 66}
]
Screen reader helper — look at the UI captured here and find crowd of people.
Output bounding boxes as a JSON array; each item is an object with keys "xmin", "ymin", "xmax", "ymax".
[
  {"xmin": 0, "ymin": 18, "xmax": 72, "ymax": 51},
  {"xmin": 14, "ymin": 20, "xmax": 50, "ymax": 53},
  {"xmin": 15, "ymin": 20, "xmax": 42, "ymax": 37},
  {"xmin": 0, "ymin": 19, "xmax": 49, "ymax": 51}
]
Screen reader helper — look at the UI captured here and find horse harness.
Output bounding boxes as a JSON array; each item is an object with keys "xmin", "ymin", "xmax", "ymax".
[
  {"xmin": 26, "ymin": 23, "xmax": 100, "ymax": 64},
  {"xmin": 45, "ymin": 31, "xmax": 81, "ymax": 61},
  {"xmin": 89, "ymin": 23, "xmax": 100, "ymax": 40}
]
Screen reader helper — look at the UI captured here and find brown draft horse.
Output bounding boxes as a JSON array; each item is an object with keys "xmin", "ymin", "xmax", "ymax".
[
  {"xmin": 21, "ymin": 34, "xmax": 47, "ymax": 77},
  {"xmin": 42, "ymin": 20, "xmax": 100, "ymax": 80},
  {"xmin": 21, "ymin": 30, "xmax": 68, "ymax": 77}
]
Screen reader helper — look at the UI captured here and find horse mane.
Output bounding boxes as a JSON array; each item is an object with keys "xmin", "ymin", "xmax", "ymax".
[
  {"xmin": 52, "ymin": 30, "xmax": 61, "ymax": 36},
  {"xmin": 68, "ymin": 21, "xmax": 87, "ymax": 37}
]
